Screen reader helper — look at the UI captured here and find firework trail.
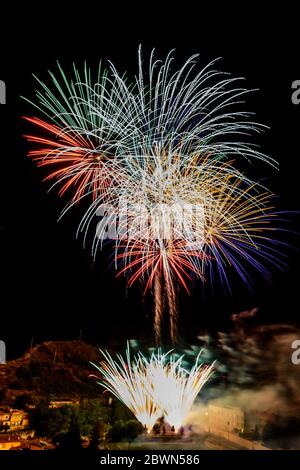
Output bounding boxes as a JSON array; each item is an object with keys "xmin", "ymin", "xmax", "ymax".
[
  {"xmin": 91, "ymin": 344, "xmax": 215, "ymax": 432},
  {"xmin": 91, "ymin": 347, "xmax": 162, "ymax": 431},
  {"xmin": 116, "ymin": 155, "xmax": 284, "ymax": 340}
]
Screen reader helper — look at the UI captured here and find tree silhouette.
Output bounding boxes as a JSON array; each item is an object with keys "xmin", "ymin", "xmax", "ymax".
[{"xmin": 57, "ymin": 417, "xmax": 82, "ymax": 450}]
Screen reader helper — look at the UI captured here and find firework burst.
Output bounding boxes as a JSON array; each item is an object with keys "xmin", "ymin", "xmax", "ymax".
[
  {"xmin": 115, "ymin": 149, "xmax": 283, "ymax": 341},
  {"xmin": 106, "ymin": 47, "xmax": 277, "ymax": 168},
  {"xmin": 92, "ymin": 345, "xmax": 215, "ymax": 432},
  {"xmin": 23, "ymin": 48, "xmax": 287, "ymax": 343}
]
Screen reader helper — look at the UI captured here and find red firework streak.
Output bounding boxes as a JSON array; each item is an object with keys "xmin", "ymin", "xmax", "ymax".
[{"xmin": 23, "ymin": 116, "xmax": 114, "ymax": 203}]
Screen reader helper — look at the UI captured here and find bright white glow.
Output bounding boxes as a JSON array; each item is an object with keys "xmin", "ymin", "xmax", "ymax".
[{"xmin": 92, "ymin": 345, "xmax": 215, "ymax": 432}]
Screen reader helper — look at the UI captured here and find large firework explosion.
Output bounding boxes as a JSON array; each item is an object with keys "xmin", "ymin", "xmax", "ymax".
[
  {"xmin": 91, "ymin": 344, "xmax": 215, "ymax": 432},
  {"xmin": 23, "ymin": 47, "xmax": 285, "ymax": 343}
]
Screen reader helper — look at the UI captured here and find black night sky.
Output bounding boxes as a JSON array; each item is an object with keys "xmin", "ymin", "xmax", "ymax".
[{"xmin": 1, "ymin": 6, "xmax": 300, "ymax": 359}]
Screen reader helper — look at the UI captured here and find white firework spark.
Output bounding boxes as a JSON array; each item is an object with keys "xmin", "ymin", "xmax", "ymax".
[{"xmin": 92, "ymin": 344, "xmax": 215, "ymax": 432}]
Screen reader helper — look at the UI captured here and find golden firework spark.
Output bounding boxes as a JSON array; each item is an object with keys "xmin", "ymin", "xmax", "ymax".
[{"xmin": 92, "ymin": 344, "xmax": 215, "ymax": 432}]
